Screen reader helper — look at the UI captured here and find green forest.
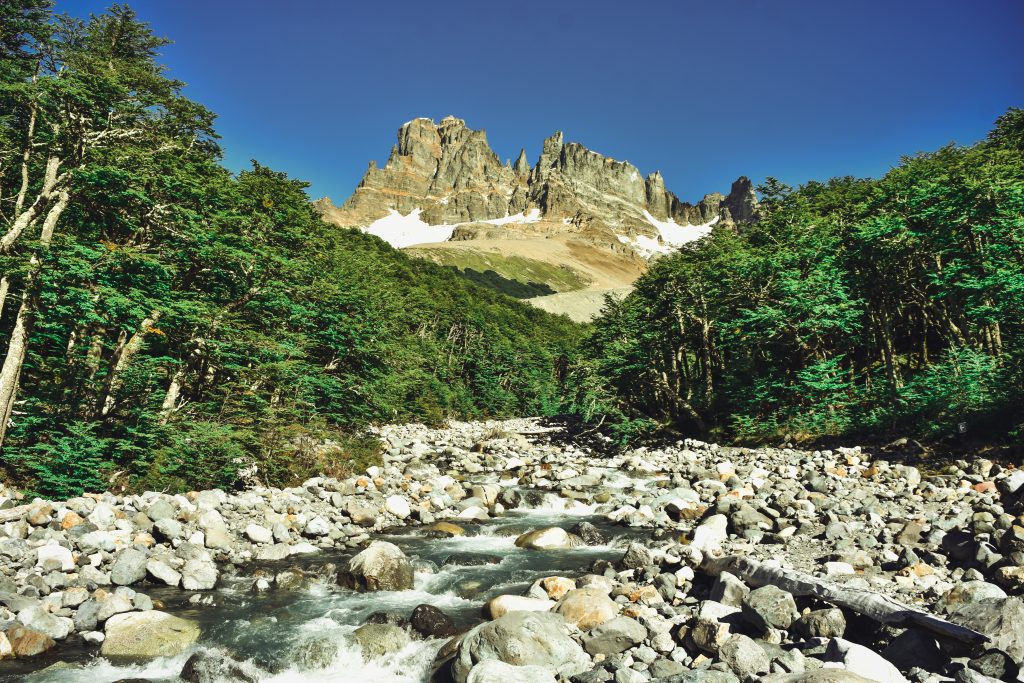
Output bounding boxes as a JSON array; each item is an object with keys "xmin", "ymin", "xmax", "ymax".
[
  {"xmin": 1, "ymin": 4, "xmax": 1021, "ymax": 498},
  {"xmin": 0, "ymin": 4, "xmax": 579, "ymax": 496},
  {"xmin": 579, "ymin": 109, "xmax": 1024, "ymax": 445}
]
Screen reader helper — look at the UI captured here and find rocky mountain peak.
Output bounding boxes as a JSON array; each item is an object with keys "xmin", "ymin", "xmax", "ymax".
[{"xmin": 320, "ymin": 117, "xmax": 757, "ymax": 258}]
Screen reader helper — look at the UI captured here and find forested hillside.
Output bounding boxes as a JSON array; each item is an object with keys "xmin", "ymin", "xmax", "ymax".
[
  {"xmin": 578, "ymin": 110, "xmax": 1024, "ymax": 445},
  {"xmin": 0, "ymin": 4, "xmax": 579, "ymax": 496}
]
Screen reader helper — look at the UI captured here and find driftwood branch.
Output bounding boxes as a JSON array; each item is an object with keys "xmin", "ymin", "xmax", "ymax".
[
  {"xmin": 0, "ymin": 504, "xmax": 32, "ymax": 523},
  {"xmin": 702, "ymin": 554, "xmax": 988, "ymax": 646}
]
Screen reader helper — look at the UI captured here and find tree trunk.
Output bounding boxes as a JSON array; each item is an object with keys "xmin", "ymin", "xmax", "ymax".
[
  {"xmin": 0, "ymin": 282, "xmax": 35, "ymax": 448},
  {"xmin": 0, "ymin": 276, "xmax": 8, "ymax": 322},
  {"xmin": 701, "ymin": 555, "xmax": 987, "ymax": 646},
  {"xmin": 99, "ymin": 311, "xmax": 161, "ymax": 418},
  {"xmin": 13, "ymin": 100, "xmax": 37, "ymax": 217},
  {"xmin": 158, "ymin": 366, "xmax": 186, "ymax": 424}
]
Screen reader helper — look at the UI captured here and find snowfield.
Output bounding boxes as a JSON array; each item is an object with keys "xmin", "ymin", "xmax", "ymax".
[{"xmin": 363, "ymin": 209, "xmax": 456, "ymax": 248}]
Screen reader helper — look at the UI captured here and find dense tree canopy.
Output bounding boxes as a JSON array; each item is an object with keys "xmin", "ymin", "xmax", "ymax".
[
  {"xmin": 0, "ymin": 3, "xmax": 580, "ymax": 496},
  {"xmin": 2, "ymin": 2, "xmax": 1020, "ymax": 497},
  {"xmin": 578, "ymin": 110, "xmax": 1024, "ymax": 445}
]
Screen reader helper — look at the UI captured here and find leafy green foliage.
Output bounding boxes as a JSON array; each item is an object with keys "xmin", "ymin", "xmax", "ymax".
[
  {"xmin": 580, "ymin": 112, "xmax": 1024, "ymax": 445},
  {"xmin": 0, "ymin": 4, "xmax": 581, "ymax": 496}
]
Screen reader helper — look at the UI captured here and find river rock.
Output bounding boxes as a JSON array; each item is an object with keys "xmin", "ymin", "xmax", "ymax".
[
  {"xmin": 147, "ymin": 557, "xmax": 182, "ymax": 587},
  {"xmin": 17, "ymin": 604, "xmax": 73, "ymax": 640},
  {"xmin": 181, "ymin": 559, "xmax": 217, "ymax": 590},
  {"xmin": 453, "ymin": 612, "xmax": 590, "ymax": 683},
  {"xmin": 411, "ymin": 603, "xmax": 457, "ymax": 638},
  {"xmin": 620, "ymin": 542, "xmax": 654, "ymax": 569},
  {"xmin": 554, "ymin": 588, "xmax": 618, "ymax": 630},
  {"xmin": 514, "ymin": 528, "xmax": 580, "ymax": 550},
  {"xmin": 340, "ymin": 541, "xmax": 414, "ymax": 591},
  {"xmin": 466, "ymin": 659, "xmax": 557, "ymax": 683},
  {"xmin": 691, "ymin": 514, "xmax": 728, "ymax": 551},
  {"xmin": 110, "ymin": 548, "xmax": 148, "ymax": 586},
  {"xmin": 353, "ymin": 622, "xmax": 410, "ymax": 659},
  {"xmin": 385, "ymin": 495, "xmax": 411, "ymax": 519},
  {"xmin": 488, "ymin": 595, "xmax": 555, "ymax": 619},
  {"xmin": 582, "ymin": 615, "xmax": 647, "ymax": 656},
  {"xmin": 101, "ymin": 610, "xmax": 200, "ymax": 658},
  {"xmin": 5, "ymin": 625, "xmax": 55, "ymax": 658},
  {"xmin": 823, "ymin": 638, "xmax": 909, "ymax": 683},
  {"xmin": 36, "ymin": 543, "xmax": 74, "ymax": 572},
  {"xmin": 245, "ymin": 523, "xmax": 273, "ymax": 544},
  {"xmin": 946, "ymin": 596, "xmax": 1024, "ymax": 665},
  {"xmin": 742, "ymin": 585, "xmax": 799, "ymax": 632},
  {"xmin": 793, "ymin": 608, "xmax": 846, "ymax": 639},
  {"xmin": 180, "ymin": 648, "xmax": 260, "ymax": 683},
  {"xmin": 720, "ymin": 633, "xmax": 770, "ymax": 679}
]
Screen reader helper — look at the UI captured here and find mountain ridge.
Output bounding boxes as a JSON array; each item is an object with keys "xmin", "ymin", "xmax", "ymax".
[{"xmin": 316, "ymin": 116, "xmax": 756, "ymax": 257}]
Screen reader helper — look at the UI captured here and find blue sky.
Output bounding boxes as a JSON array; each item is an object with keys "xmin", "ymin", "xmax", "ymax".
[{"xmin": 59, "ymin": 0, "xmax": 1023, "ymax": 203}]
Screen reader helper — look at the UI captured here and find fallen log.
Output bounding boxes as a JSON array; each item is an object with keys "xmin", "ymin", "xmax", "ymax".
[
  {"xmin": 701, "ymin": 554, "xmax": 988, "ymax": 646},
  {"xmin": 0, "ymin": 503, "xmax": 31, "ymax": 523}
]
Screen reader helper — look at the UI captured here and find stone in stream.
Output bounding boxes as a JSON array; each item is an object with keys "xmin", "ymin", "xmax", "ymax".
[
  {"xmin": 180, "ymin": 648, "xmax": 261, "ymax": 683},
  {"xmin": 353, "ymin": 622, "xmax": 410, "ymax": 659},
  {"xmin": 452, "ymin": 612, "xmax": 591, "ymax": 683},
  {"xmin": 620, "ymin": 542, "xmax": 654, "ymax": 569},
  {"xmin": 514, "ymin": 527, "xmax": 583, "ymax": 550},
  {"xmin": 570, "ymin": 521, "xmax": 606, "ymax": 545},
  {"xmin": 411, "ymin": 603, "xmax": 458, "ymax": 638},
  {"xmin": 181, "ymin": 558, "xmax": 218, "ymax": 590},
  {"xmin": 339, "ymin": 541, "xmax": 414, "ymax": 591},
  {"xmin": 5, "ymin": 625, "xmax": 55, "ymax": 658},
  {"xmin": 425, "ymin": 521, "xmax": 466, "ymax": 537},
  {"xmin": 101, "ymin": 610, "xmax": 200, "ymax": 658}
]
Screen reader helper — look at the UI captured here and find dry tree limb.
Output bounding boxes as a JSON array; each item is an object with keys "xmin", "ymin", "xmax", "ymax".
[{"xmin": 701, "ymin": 554, "xmax": 988, "ymax": 646}]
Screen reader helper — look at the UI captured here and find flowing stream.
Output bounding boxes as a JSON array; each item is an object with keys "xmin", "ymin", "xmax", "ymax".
[{"xmin": 11, "ymin": 486, "xmax": 655, "ymax": 683}]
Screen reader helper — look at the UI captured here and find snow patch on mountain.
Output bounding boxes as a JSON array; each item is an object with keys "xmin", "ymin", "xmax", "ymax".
[
  {"xmin": 643, "ymin": 211, "xmax": 719, "ymax": 247},
  {"xmin": 363, "ymin": 209, "xmax": 455, "ymax": 248}
]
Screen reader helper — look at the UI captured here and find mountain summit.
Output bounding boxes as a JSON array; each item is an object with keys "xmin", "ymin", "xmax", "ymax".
[{"xmin": 317, "ymin": 116, "xmax": 757, "ymax": 319}]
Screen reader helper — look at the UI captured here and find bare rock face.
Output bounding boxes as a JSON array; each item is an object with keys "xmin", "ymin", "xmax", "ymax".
[{"xmin": 318, "ymin": 116, "xmax": 756, "ymax": 256}]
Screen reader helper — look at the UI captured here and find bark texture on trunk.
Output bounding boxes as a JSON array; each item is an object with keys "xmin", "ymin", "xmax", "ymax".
[{"xmin": 100, "ymin": 311, "xmax": 161, "ymax": 418}]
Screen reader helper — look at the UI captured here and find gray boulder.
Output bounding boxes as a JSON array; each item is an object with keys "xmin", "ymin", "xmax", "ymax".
[
  {"xmin": 719, "ymin": 634, "xmax": 770, "ymax": 679},
  {"xmin": 110, "ymin": 548, "xmax": 147, "ymax": 586},
  {"xmin": 582, "ymin": 615, "xmax": 648, "ymax": 656},
  {"xmin": 340, "ymin": 541, "xmax": 414, "ymax": 592},
  {"xmin": 741, "ymin": 585, "xmax": 799, "ymax": 632},
  {"xmin": 353, "ymin": 623, "xmax": 410, "ymax": 659},
  {"xmin": 453, "ymin": 612, "xmax": 590, "ymax": 683},
  {"xmin": 180, "ymin": 648, "xmax": 260, "ymax": 683},
  {"xmin": 947, "ymin": 597, "xmax": 1024, "ymax": 665},
  {"xmin": 101, "ymin": 610, "xmax": 200, "ymax": 658},
  {"xmin": 466, "ymin": 660, "xmax": 557, "ymax": 683}
]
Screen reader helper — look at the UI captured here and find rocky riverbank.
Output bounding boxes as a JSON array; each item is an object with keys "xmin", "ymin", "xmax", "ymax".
[{"xmin": 0, "ymin": 418, "xmax": 1022, "ymax": 682}]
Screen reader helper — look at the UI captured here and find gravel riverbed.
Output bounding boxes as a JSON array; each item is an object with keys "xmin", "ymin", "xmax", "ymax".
[{"xmin": 0, "ymin": 418, "xmax": 1021, "ymax": 683}]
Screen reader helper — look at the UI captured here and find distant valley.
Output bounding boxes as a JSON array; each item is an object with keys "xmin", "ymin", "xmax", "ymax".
[{"xmin": 316, "ymin": 117, "xmax": 757, "ymax": 320}]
